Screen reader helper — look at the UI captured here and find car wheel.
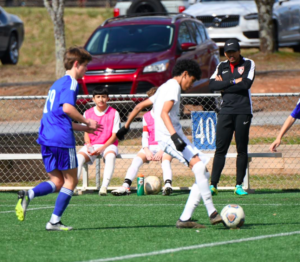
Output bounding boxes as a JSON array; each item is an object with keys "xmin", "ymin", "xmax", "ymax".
[
  {"xmin": 1, "ymin": 33, "xmax": 19, "ymax": 65},
  {"xmin": 127, "ymin": 0, "xmax": 167, "ymax": 15},
  {"xmin": 292, "ymin": 44, "xmax": 300, "ymax": 53}
]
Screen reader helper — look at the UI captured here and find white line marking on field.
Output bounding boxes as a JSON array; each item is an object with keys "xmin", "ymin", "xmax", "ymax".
[
  {"xmin": 1, "ymin": 203, "xmax": 300, "ymax": 214},
  {"xmin": 80, "ymin": 231, "xmax": 300, "ymax": 262}
]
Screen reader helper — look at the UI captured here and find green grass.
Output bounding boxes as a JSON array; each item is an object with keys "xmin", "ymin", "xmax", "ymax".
[{"xmin": 1, "ymin": 191, "xmax": 300, "ymax": 262}]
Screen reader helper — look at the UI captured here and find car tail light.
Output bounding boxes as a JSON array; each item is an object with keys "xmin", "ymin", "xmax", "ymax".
[
  {"xmin": 178, "ymin": 6, "xmax": 185, "ymax": 13},
  {"xmin": 114, "ymin": 8, "xmax": 120, "ymax": 17}
]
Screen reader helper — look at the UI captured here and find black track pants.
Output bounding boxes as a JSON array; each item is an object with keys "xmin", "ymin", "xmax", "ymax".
[{"xmin": 211, "ymin": 114, "xmax": 252, "ymax": 187}]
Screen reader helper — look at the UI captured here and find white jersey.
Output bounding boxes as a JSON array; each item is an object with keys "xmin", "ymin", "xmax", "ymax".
[{"xmin": 149, "ymin": 79, "xmax": 182, "ymax": 143}]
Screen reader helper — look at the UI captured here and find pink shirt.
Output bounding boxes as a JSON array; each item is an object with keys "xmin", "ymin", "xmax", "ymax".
[
  {"xmin": 85, "ymin": 106, "xmax": 118, "ymax": 146},
  {"xmin": 143, "ymin": 111, "xmax": 158, "ymax": 146}
]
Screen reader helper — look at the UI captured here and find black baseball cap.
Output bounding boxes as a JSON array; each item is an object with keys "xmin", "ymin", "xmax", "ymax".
[{"xmin": 224, "ymin": 39, "xmax": 240, "ymax": 52}]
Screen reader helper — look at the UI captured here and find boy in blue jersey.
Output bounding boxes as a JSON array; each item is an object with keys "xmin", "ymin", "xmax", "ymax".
[
  {"xmin": 270, "ymin": 98, "xmax": 300, "ymax": 152},
  {"xmin": 15, "ymin": 46, "xmax": 101, "ymax": 231}
]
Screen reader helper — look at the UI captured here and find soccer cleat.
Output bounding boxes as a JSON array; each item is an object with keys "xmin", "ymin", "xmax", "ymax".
[
  {"xmin": 111, "ymin": 187, "xmax": 131, "ymax": 196},
  {"xmin": 234, "ymin": 185, "xmax": 248, "ymax": 196},
  {"xmin": 15, "ymin": 190, "xmax": 30, "ymax": 221},
  {"xmin": 99, "ymin": 187, "xmax": 107, "ymax": 196},
  {"xmin": 210, "ymin": 185, "xmax": 218, "ymax": 196},
  {"xmin": 209, "ymin": 211, "xmax": 223, "ymax": 225},
  {"xmin": 176, "ymin": 219, "xmax": 206, "ymax": 229},
  {"xmin": 46, "ymin": 221, "xmax": 73, "ymax": 231},
  {"xmin": 162, "ymin": 186, "xmax": 173, "ymax": 196}
]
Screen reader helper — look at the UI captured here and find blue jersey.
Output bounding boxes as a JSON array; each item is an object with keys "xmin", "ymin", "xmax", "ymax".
[
  {"xmin": 291, "ymin": 98, "xmax": 300, "ymax": 119},
  {"xmin": 37, "ymin": 75, "xmax": 79, "ymax": 148}
]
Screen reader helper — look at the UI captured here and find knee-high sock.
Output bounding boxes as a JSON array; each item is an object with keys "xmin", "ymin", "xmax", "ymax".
[
  {"xmin": 77, "ymin": 154, "xmax": 86, "ymax": 180},
  {"xmin": 192, "ymin": 161, "xmax": 216, "ymax": 216},
  {"xmin": 123, "ymin": 156, "xmax": 144, "ymax": 186},
  {"xmin": 101, "ymin": 153, "xmax": 116, "ymax": 188},
  {"xmin": 50, "ymin": 187, "xmax": 73, "ymax": 224},
  {"xmin": 162, "ymin": 160, "xmax": 172, "ymax": 185},
  {"xmin": 180, "ymin": 183, "xmax": 201, "ymax": 221},
  {"xmin": 28, "ymin": 181, "xmax": 56, "ymax": 201}
]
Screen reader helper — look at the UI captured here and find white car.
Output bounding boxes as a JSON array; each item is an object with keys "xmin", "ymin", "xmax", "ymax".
[{"xmin": 184, "ymin": 0, "xmax": 300, "ymax": 52}]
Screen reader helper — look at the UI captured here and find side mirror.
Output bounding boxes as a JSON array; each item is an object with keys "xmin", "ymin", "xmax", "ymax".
[{"xmin": 181, "ymin": 43, "xmax": 197, "ymax": 51}]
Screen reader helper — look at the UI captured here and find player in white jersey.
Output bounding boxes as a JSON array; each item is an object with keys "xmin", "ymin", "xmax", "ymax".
[{"xmin": 117, "ymin": 59, "xmax": 223, "ymax": 228}]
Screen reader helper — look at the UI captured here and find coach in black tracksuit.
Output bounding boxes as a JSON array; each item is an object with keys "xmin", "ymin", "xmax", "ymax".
[{"xmin": 209, "ymin": 39, "xmax": 255, "ymax": 196}]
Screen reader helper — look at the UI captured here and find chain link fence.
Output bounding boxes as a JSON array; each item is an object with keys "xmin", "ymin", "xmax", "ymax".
[{"xmin": 1, "ymin": 93, "xmax": 300, "ymax": 190}]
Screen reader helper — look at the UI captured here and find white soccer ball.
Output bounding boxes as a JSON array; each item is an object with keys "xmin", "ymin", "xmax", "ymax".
[
  {"xmin": 221, "ymin": 204, "xmax": 245, "ymax": 229},
  {"xmin": 144, "ymin": 176, "xmax": 162, "ymax": 195}
]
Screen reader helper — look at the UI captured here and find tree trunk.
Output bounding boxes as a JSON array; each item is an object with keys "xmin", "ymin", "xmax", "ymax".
[
  {"xmin": 255, "ymin": 0, "xmax": 275, "ymax": 53},
  {"xmin": 44, "ymin": 0, "xmax": 66, "ymax": 79}
]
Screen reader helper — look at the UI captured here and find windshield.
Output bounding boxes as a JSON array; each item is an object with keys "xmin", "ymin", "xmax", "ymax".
[
  {"xmin": 201, "ymin": 0, "xmax": 253, "ymax": 1},
  {"xmin": 86, "ymin": 24, "xmax": 174, "ymax": 54}
]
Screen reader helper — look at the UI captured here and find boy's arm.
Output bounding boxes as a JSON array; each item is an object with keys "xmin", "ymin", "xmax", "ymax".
[
  {"xmin": 117, "ymin": 99, "xmax": 153, "ymax": 140},
  {"xmin": 72, "ymin": 123, "xmax": 99, "ymax": 134},
  {"xmin": 63, "ymin": 103, "xmax": 99, "ymax": 130},
  {"xmin": 90, "ymin": 133, "xmax": 117, "ymax": 156},
  {"xmin": 161, "ymin": 100, "xmax": 186, "ymax": 152},
  {"xmin": 270, "ymin": 115, "xmax": 296, "ymax": 152}
]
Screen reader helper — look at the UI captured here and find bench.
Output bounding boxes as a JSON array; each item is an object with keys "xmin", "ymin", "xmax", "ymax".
[{"xmin": 0, "ymin": 152, "xmax": 282, "ymax": 192}]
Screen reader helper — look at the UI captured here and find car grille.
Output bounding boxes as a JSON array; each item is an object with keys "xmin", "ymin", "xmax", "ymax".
[
  {"xmin": 85, "ymin": 69, "xmax": 136, "ymax": 75},
  {"xmin": 243, "ymin": 31, "xmax": 259, "ymax": 39},
  {"xmin": 86, "ymin": 82, "xmax": 133, "ymax": 94},
  {"xmin": 196, "ymin": 15, "xmax": 239, "ymax": 28},
  {"xmin": 212, "ymin": 38, "xmax": 240, "ymax": 43},
  {"xmin": 136, "ymin": 81, "xmax": 155, "ymax": 94}
]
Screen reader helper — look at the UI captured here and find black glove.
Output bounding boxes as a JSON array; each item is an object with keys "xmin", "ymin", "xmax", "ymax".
[
  {"xmin": 171, "ymin": 133, "xmax": 186, "ymax": 152},
  {"xmin": 117, "ymin": 126, "xmax": 129, "ymax": 140}
]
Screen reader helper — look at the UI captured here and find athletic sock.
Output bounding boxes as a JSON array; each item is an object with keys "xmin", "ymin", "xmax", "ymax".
[
  {"xmin": 77, "ymin": 154, "xmax": 86, "ymax": 179},
  {"xmin": 162, "ymin": 160, "xmax": 172, "ymax": 184},
  {"xmin": 122, "ymin": 179, "xmax": 132, "ymax": 188},
  {"xmin": 180, "ymin": 183, "xmax": 201, "ymax": 221},
  {"xmin": 29, "ymin": 181, "xmax": 56, "ymax": 201},
  {"xmin": 124, "ymin": 156, "xmax": 143, "ymax": 182},
  {"xmin": 192, "ymin": 161, "xmax": 216, "ymax": 217},
  {"xmin": 50, "ymin": 187, "xmax": 73, "ymax": 224},
  {"xmin": 101, "ymin": 153, "xmax": 116, "ymax": 188}
]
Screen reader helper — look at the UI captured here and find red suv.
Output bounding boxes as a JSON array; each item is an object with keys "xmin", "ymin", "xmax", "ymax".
[{"xmin": 78, "ymin": 13, "xmax": 219, "ymax": 110}]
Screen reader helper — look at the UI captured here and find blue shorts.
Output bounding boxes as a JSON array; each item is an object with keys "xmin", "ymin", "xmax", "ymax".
[{"xmin": 41, "ymin": 145, "xmax": 78, "ymax": 173}]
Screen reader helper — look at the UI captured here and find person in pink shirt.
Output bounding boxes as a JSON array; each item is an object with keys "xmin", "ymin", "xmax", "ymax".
[
  {"xmin": 111, "ymin": 87, "xmax": 173, "ymax": 196},
  {"xmin": 76, "ymin": 88, "xmax": 120, "ymax": 196}
]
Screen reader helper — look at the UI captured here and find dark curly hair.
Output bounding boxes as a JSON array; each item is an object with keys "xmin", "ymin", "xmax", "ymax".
[{"xmin": 172, "ymin": 59, "xmax": 201, "ymax": 80}]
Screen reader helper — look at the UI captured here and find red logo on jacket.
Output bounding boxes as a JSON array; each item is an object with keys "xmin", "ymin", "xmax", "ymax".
[{"xmin": 238, "ymin": 66, "xmax": 244, "ymax": 75}]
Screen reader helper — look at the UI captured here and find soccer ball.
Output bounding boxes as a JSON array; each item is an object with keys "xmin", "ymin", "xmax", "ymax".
[
  {"xmin": 144, "ymin": 176, "xmax": 162, "ymax": 195},
  {"xmin": 221, "ymin": 204, "xmax": 245, "ymax": 229}
]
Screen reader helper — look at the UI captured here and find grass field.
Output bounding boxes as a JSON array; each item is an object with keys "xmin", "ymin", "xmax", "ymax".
[{"xmin": 1, "ymin": 190, "xmax": 300, "ymax": 262}]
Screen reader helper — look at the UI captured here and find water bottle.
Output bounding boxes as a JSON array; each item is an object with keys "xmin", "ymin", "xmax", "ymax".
[{"xmin": 137, "ymin": 174, "xmax": 144, "ymax": 196}]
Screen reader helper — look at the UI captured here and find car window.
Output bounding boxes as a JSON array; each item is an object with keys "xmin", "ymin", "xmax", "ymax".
[
  {"xmin": 187, "ymin": 21, "xmax": 203, "ymax": 45},
  {"xmin": 86, "ymin": 24, "xmax": 174, "ymax": 54},
  {"xmin": 196, "ymin": 23, "xmax": 208, "ymax": 41},
  {"xmin": 178, "ymin": 22, "xmax": 194, "ymax": 45}
]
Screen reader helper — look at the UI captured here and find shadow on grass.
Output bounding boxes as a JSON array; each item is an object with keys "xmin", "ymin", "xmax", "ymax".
[
  {"xmin": 73, "ymin": 224, "xmax": 175, "ymax": 231},
  {"xmin": 252, "ymin": 189, "xmax": 300, "ymax": 194}
]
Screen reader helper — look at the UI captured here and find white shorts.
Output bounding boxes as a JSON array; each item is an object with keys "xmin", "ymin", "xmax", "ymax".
[
  {"xmin": 158, "ymin": 134, "xmax": 210, "ymax": 167},
  {"xmin": 78, "ymin": 144, "xmax": 118, "ymax": 165},
  {"xmin": 138, "ymin": 145, "xmax": 163, "ymax": 155}
]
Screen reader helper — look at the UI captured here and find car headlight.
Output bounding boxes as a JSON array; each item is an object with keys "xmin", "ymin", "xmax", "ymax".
[
  {"xmin": 143, "ymin": 60, "xmax": 169, "ymax": 73},
  {"xmin": 244, "ymin": 13, "xmax": 258, "ymax": 20}
]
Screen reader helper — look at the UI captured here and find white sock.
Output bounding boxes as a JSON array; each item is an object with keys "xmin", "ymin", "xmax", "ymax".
[
  {"xmin": 50, "ymin": 214, "xmax": 61, "ymax": 224},
  {"xmin": 162, "ymin": 160, "xmax": 172, "ymax": 185},
  {"xmin": 124, "ymin": 156, "xmax": 144, "ymax": 182},
  {"xmin": 77, "ymin": 154, "xmax": 86, "ymax": 179},
  {"xmin": 180, "ymin": 183, "xmax": 201, "ymax": 221},
  {"xmin": 28, "ymin": 189, "xmax": 34, "ymax": 200},
  {"xmin": 122, "ymin": 183, "xmax": 130, "ymax": 188},
  {"xmin": 101, "ymin": 153, "xmax": 116, "ymax": 188},
  {"xmin": 192, "ymin": 161, "xmax": 216, "ymax": 217}
]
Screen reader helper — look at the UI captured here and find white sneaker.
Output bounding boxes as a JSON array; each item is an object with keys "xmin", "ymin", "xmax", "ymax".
[
  {"xmin": 111, "ymin": 187, "xmax": 131, "ymax": 196},
  {"xmin": 46, "ymin": 221, "xmax": 73, "ymax": 231},
  {"xmin": 99, "ymin": 187, "xmax": 107, "ymax": 196},
  {"xmin": 162, "ymin": 186, "xmax": 173, "ymax": 196}
]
